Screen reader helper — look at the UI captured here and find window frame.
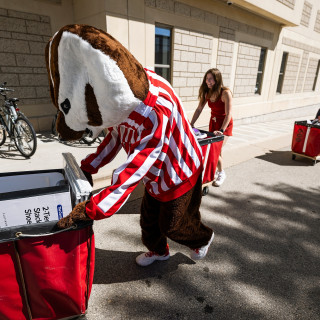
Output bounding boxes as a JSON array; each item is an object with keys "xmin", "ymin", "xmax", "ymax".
[
  {"xmin": 312, "ymin": 59, "xmax": 320, "ymax": 91},
  {"xmin": 154, "ymin": 24, "xmax": 172, "ymax": 83},
  {"xmin": 276, "ymin": 51, "xmax": 289, "ymax": 94},
  {"xmin": 255, "ymin": 47, "xmax": 267, "ymax": 95}
]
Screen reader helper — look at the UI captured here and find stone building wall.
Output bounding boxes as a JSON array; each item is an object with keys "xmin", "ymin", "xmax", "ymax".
[
  {"xmin": 276, "ymin": 0, "xmax": 295, "ymax": 9},
  {"xmin": 216, "ymin": 27, "xmax": 235, "ymax": 89},
  {"xmin": 303, "ymin": 57, "xmax": 319, "ymax": 91},
  {"xmin": 0, "ymin": 8, "xmax": 51, "ymax": 106},
  {"xmin": 296, "ymin": 51, "xmax": 309, "ymax": 92},
  {"xmin": 300, "ymin": 1, "xmax": 312, "ymax": 27},
  {"xmin": 172, "ymin": 28, "xmax": 212, "ymax": 102},
  {"xmin": 281, "ymin": 52, "xmax": 300, "ymax": 94},
  {"xmin": 314, "ymin": 10, "xmax": 320, "ymax": 33},
  {"xmin": 233, "ymin": 43, "xmax": 261, "ymax": 97}
]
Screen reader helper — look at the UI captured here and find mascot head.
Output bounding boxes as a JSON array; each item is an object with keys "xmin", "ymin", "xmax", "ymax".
[{"xmin": 45, "ymin": 24, "xmax": 149, "ymax": 140}]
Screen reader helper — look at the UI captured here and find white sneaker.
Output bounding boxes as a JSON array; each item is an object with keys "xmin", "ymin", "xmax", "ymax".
[
  {"xmin": 213, "ymin": 170, "xmax": 226, "ymax": 187},
  {"xmin": 190, "ymin": 232, "xmax": 214, "ymax": 260},
  {"xmin": 213, "ymin": 170, "xmax": 219, "ymax": 181},
  {"xmin": 136, "ymin": 245, "xmax": 170, "ymax": 267}
]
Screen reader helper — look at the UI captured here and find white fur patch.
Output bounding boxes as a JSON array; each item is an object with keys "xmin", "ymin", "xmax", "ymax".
[{"xmin": 57, "ymin": 31, "xmax": 141, "ymax": 134}]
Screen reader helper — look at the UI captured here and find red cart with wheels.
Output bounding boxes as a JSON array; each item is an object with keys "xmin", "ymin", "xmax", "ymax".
[
  {"xmin": 0, "ymin": 221, "xmax": 95, "ymax": 320},
  {"xmin": 195, "ymin": 129, "xmax": 224, "ymax": 195},
  {"xmin": 0, "ymin": 153, "xmax": 95, "ymax": 320},
  {"xmin": 291, "ymin": 120, "xmax": 320, "ymax": 165}
]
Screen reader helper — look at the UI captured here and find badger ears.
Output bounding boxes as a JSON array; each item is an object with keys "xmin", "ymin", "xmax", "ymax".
[{"xmin": 85, "ymin": 83, "xmax": 103, "ymax": 127}]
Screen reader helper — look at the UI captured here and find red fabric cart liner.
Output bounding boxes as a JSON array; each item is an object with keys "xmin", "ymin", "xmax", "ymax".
[
  {"xmin": 201, "ymin": 140, "xmax": 223, "ymax": 184},
  {"xmin": 0, "ymin": 224, "xmax": 94, "ymax": 320},
  {"xmin": 292, "ymin": 123, "xmax": 320, "ymax": 157}
]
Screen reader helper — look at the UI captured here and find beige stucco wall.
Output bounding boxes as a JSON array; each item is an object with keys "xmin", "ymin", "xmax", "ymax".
[{"xmin": 1, "ymin": 0, "xmax": 320, "ymax": 132}]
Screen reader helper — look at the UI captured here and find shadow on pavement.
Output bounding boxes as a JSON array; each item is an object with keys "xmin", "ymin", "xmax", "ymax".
[
  {"xmin": 93, "ymin": 250, "xmax": 195, "ymax": 285},
  {"xmin": 256, "ymin": 150, "xmax": 317, "ymax": 166},
  {"xmin": 200, "ymin": 182, "xmax": 320, "ymax": 319}
]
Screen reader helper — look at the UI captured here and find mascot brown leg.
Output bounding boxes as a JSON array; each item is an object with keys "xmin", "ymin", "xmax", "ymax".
[{"xmin": 140, "ymin": 175, "xmax": 213, "ymax": 253}]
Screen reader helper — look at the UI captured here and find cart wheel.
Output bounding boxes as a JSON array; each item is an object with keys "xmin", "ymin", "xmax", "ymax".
[
  {"xmin": 292, "ymin": 154, "xmax": 296, "ymax": 160},
  {"xmin": 202, "ymin": 186, "xmax": 209, "ymax": 196}
]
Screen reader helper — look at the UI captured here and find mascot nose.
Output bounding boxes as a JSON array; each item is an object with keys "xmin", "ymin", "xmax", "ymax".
[{"xmin": 60, "ymin": 98, "xmax": 71, "ymax": 114}]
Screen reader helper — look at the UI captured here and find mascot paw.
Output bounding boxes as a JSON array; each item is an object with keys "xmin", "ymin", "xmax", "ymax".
[{"xmin": 56, "ymin": 200, "xmax": 91, "ymax": 229}]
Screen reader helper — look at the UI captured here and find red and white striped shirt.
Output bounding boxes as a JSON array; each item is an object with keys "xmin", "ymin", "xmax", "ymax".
[{"xmin": 81, "ymin": 69, "xmax": 203, "ymax": 220}]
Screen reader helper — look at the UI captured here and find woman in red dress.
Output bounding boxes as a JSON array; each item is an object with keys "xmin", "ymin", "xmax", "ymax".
[{"xmin": 190, "ymin": 68, "xmax": 233, "ymax": 187}]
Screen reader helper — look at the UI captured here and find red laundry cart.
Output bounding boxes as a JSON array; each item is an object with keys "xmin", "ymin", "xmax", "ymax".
[
  {"xmin": 291, "ymin": 120, "xmax": 320, "ymax": 165},
  {"xmin": 0, "ymin": 220, "xmax": 95, "ymax": 320},
  {"xmin": 197, "ymin": 130, "xmax": 224, "ymax": 195}
]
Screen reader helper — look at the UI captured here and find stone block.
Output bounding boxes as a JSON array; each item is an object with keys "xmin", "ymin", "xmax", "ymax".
[
  {"xmin": 16, "ymin": 54, "xmax": 45, "ymax": 67},
  {"xmin": 173, "ymin": 49, "xmax": 181, "ymax": 61},
  {"xmin": 0, "ymin": 30, "xmax": 11, "ymax": 38},
  {"xmin": 33, "ymin": 67, "xmax": 47, "ymax": 74},
  {"xmin": 191, "ymin": 7, "xmax": 205, "ymax": 21},
  {"xmin": 181, "ymin": 34, "xmax": 196, "ymax": 46},
  {"xmin": 173, "ymin": 61, "xmax": 188, "ymax": 72},
  {"xmin": 12, "ymin": 32, "xmax": 43, "ymax": 42},
  {"xmin": 145, "ymin": 0, "xmax": 156, "ymax": 7},
  {"xmin": 0, "ymin": 53, "xmax": 16, "ymax": 66},
  {"xmin": 188, "ymin": 62, "xmax": 201, "ymax": 73},
  {"xmin": 181, "ymin": 51, "xmax": 195, "ymax": 62},
  {"xmin": 26, "ymin": 20, "xmax": 51, "ymax": 36},
  {"xmin": 0, "ymin": 74, "xmax": 19, "ymax": 86},
  {"xmin": 175, "ymin": 2, "xmax": 190, "ymax": 16},
  {"xmin": 14, "ymin": 86, "xmax": 36, "ymax": 98},
  {"xmin": 196, "ymin": 53, "xmax": 209, "ymax": 63},
  {"xmin": 188, "ymin": 46, "xmax": 202, "ymax": 53},
  {"xmin": 0, "ymin": 16, "xmax": 26, "ymax": 33},
  {"xmin": 8, "ymin": 9, "xmax": 40, "ymax": 21},
  {"xmin": 156, "ymin": 0, "xmax": 174, "ymax": 12},
  {"xmin": 187, "ymin": 77, "xmax": 201, "ymax": 87},
  {"xmin": 19, "ymin": 74, "xmax": 48, "ymax": 86},
  {"xmin": 172, "ymin": 77, "xmax": 187, "ymax": 87},
  {"xmin": 36, "ymin": 86, "xmax": 50, "ymax": 98},
  {"xmin": 196, "ymin": 37, "xmax": 210, "ymax": 49},
  {"xmin": 29, "ymin": 41, "xmax": 47, "ymax": 54},
  {"xmin": 179, "ymin": 86, "xmax": 193, "ymax": 96},
  {"xmin": 205, "ymin": 12, "xmax": 217, "ymax": 25},
  {"xmin": 1, "ymin": 66, "xmax": 33, "ymax": 74},
  {"xmin": 0, "ymin": 8, "xmax": 8, "ymax": 16},
  {"xmin": 174, "ymin": 32, "xmax": 182, "ymax": 44},
  {"xmin": 0, "ymin": 38, "xmax": 29, "ymax": 53}
]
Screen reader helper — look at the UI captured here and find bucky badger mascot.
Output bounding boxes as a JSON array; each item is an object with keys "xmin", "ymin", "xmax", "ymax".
[{"xmin": 45, "ymin": 24, "xmax": 214, "ymax": 266}]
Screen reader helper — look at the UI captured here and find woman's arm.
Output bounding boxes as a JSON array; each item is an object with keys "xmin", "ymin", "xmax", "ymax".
[
  {"xmin": 190, "ymin": 98, "xmax": 207, "ymax": 127},
  {"xmin": 214, "ymin": 90, "xmax": 232, "ymax": 136}
]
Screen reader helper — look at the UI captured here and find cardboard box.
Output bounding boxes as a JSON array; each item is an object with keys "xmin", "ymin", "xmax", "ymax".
[{"xmin": 0, "ymin": 169, "xmax": 72, "ymax": 229}]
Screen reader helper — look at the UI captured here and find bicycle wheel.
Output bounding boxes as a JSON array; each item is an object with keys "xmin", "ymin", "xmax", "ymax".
[
  {"xmin": 0, "ymin": 127, "xmax": 6, "ymax": 146},
  {"xmin": 13, "ymin": 115, "xmax": 37, "ymax": 157}
]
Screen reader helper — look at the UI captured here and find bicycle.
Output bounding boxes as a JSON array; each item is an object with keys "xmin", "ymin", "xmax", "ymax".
[
  {"xmin": 51, "ymin": 112, "xmax": 106, "ymax": 145},
  {"xmin": 0, "ymin": 82, "xmax": 37, "ymax": 157}
]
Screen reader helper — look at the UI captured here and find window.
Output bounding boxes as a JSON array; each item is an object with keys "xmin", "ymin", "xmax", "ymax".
[
  {"xmin": 276, "ymin": 52, "xmax": 288, "ymax": 93},
  {"xmin": 155, "ymin": 26, "xmax": 172, "ymax": 83},
  {"xmin": 255, "ymin": 47, "xmax": 267, "ymax": 94},
  {"xmin": 312, "ymin": 60, "xmax": 320, "ymax": 91}
]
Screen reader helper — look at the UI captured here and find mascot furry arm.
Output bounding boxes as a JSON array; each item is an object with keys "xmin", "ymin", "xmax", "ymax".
[{"xmin": 45, "ymin": 24, "xmax": 203, "ymax": 228}]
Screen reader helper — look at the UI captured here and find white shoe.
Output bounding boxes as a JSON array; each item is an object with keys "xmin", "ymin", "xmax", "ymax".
[
  {"xmin": 213, "ymin": 170, "xmax": 219, "ymax": 181},
  {"xmin": 136, "ymin": 245, "xmax": 170, "ymax": 267},
  {"xmin": 190, "ymin": 232, "xmax": 214, "ymax": 260},
  {"xmin": 213, "ymin": 170, "xmax": 226, "ymax": 187}
]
